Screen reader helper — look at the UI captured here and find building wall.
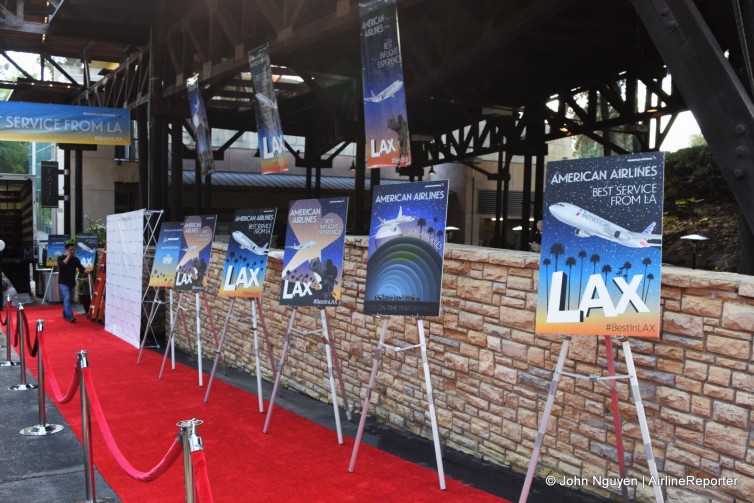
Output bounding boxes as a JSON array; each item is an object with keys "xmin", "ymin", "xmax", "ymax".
[{"xmin": 167, "ymin": 238, "xmax": 754, "ymax": 503}]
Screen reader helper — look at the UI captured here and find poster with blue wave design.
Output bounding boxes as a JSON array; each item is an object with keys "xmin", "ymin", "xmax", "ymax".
[
  {"xmin": 75, "ymin": 233, "xmax": 99, "ymax": 273},
  {"xmin": 148, "ymin": 222, "xmax": 184, "ymax": 289},
  {"xmin": 280, "ymin": 198, "xmax": 349, "ymax": 307},
  {"xmin": 219, "ymin": 208, "xmax": 277, "ymax": 298},
  {"xmin": 364, "ymin": 180, "xmax": 449, "ymax": 316}
]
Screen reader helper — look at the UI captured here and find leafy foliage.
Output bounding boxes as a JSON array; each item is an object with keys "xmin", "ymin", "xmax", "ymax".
[{"xmin": 0, "ymin": 141, "xmax": 30, "ymax": 173}]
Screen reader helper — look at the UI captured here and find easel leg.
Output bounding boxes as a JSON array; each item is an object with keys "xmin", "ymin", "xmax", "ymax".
[
  {"xmin": 159, "ymin": 294, "xmax": 184, "ymax": 379},
  {"xmin": 604, "ymin": 335, "xmax": 629, "ymax": 503},
  {"xmin": 170, "ymin": 289, "xmax": 176, "ymax": 369},
  {"xmin": 256, "ymin": 299, "xmax": 277, "ymax": 380},
  {"xmin": 322, "ymin": 309, "xmax": 352, "ymax": 421},
  {"xmin": 417, "ymin": 319, "xmax": 446, "ymax": 490},
  {"xmin": 195, "ymin": 292, "xmax": 203, "ymax": 387},
  {"xmin": 622, "ymin": 339, "xmax": 665, "ymax": 503},
  {"xmin": 519, "ymin": 336, "xmax": 571, "ymax": 503},
  {"xmin": 252, "ymin": 299, "xmax": 264, "ymax": 413},
  {"xmin": 137, "ymin": 290, "xmax": 160, "ymax": 364},
  {"xmin": 320, "ymin": 309, "xmax": 344, "ymax": 444},
  {"xmin": 201, "ymin": 291, "xmax": 225, "ymax": 375},
  {"xmin": 263, "ymin": 309, "xmax": 297, "ymax": 434},
  {"xmin": 204, "ymin": 298, "xmax": 235, "ymax": 403},
  {"xmin": 348, "ymin": 317, "xmax": 388, "ymax": 473}
]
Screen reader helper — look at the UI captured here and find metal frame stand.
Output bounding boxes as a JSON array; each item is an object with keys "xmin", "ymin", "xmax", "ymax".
[
  {"xmin": 21, "ymin": 320, "xmax": 64, "ymax": 436},
  {"xmin": 263, "ymin": 307, "xmax": 351, "ymax": 444},
  {"xmin": 204, "ymin": 297, "xmax": 277, "ymax": 408},
  {"xmin": 41, "ymin": 267, "xmax": 58, "ymax": 304},
  {"xmin": 518, "ymin": 335, "xmax": 664, "ymax": 503},
  {"xmin": 137, "ymin": 286, "xmax": 167, "ymax": 364},
  {"xmin": 9, "ymin": 305, "xmax": 37, "ymax": 391},
  {"xmin": 0, "ymin": 295, "xmax": 18, "ymax": 367},
  {"xmin": 348, "ymin": 317, "xmax": 446, "ymax": 490}
]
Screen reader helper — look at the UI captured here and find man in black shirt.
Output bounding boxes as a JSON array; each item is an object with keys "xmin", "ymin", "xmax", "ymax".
[{"xmin": 57, "ymin": 242, "xmax": 85, "ymax": 322}]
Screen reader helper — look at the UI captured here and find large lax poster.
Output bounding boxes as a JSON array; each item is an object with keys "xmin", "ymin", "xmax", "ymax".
[
  {"xmin": 535, "ymin": 152, "xmax": 664, "ymax": 337},
  {"xmin": 280, "ymin": 198, "xmax": 349, "ymax": 307},
  {"xmin": 148, "ymin": 222, "xmax": 184, "ymax": 289},
  {"xmin": 219, "ymin": 208, "xmax": 277, "ymax": 298},
  {"xmin": 364, "ymin": 180, "xmax": 449, "ymax": 316},
  {"xmin": 174, "ymin": 215, "xmax": 217, "ymax": 292},
  {"xmin": 76, "ymin": 232, "xmax": 99, "ymax": 273}
]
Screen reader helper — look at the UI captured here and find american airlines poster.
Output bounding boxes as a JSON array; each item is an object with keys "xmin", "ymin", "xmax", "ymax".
[
  {"xmin": 148, "ymin": 222, "xmax": 184, "ymax": 289},
  {"xmin": 219, "ymin": 208, "xmax": 277, "ymax": 298},
  {"xmin": 535, "ymin": 152, "xmax": 664, "ymax": 337},
  {"xmin": 360, "ymin": 0, "xmax": 411, "ymax": 169},
  {"xmin": 46, "ymin": 234, "xmax": 70, "ymax": 267},
  {"xmin": 187, "ymin": 74, "xmax": 215, "ymax": 176},
  {"xmin": 174, "ymin": 215, "xmax": 217, "ymax": 292},
  {"xmin": 280, "ymin": 198, "xmax": 349, "ymax": 307},
  {"xmin": 76, "ymin": 232, "xmax": 99, "ymax": 273},
  {"xmin": 248, "ymin": 44, "xmax": 288, "ymax": 174},
  {"xmin": 364, "ymin": 180, "xmax": 449, "ymax": 316}
]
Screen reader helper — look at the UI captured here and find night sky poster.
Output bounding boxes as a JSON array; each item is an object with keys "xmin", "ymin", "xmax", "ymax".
[
  {"xmin": 46, "ymin": 234, "xmax": 70, "ymax": 267},
  {"xmin": 76, "ymin": 232, "xmax": 99, "ymax": 273},
  {"xmin": 249, "ymin": 44, "xmax": 288, "ymax": 174},
  {"xmin": 219, "ymin": 208, "xmax": 277, "ymax": 298},
  {"xmin": 174, "ymin": 215, "xmax": 217, "ymax": 292},
  {"xmin": 535, "ymin": 152, "xmax": 664, "ymax": 337},
  {"xmin": 187, "ymin": 74, "xmax": 215, "ymax": 177},
  {"xmin": 364, "ymin": 180, "xmax": 449, "ymax": 316},
  {"xmin": 360, "ymin": 0, "xmax": 411, "ymax": 169},
  {"xmin": 280, "ymin": 198, "xmax": 349, "ymax": 307},
  {"xmin": 148, "ymin": 222, "xmax": 184, "ymax": 289}
]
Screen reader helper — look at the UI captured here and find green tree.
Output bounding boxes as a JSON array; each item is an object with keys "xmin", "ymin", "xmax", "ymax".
[{"xmin": 0, "ymin": 141, "xmax": 29, "ymax": 173}]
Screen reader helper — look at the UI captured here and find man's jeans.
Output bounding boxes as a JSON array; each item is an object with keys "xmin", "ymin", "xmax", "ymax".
[{"xmin": 59, "ymin": 283, "xmax": 74, "ymax": 320}]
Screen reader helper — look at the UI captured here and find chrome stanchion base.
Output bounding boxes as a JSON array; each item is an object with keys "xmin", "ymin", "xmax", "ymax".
[
  {"xmin": 20, "ymin": 423, "xmax": 64, "ymax": 436},
  {"xmin": 0, "ymin": 361, "xmax": 19, "ymax": 367},
  {"xmin": 8, "ymin": 383, "xmax": 38, "ymax": 391}
]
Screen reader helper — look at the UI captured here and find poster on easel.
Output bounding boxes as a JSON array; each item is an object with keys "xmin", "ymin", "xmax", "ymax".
[
  {"xmin": 76, "ymin": 233, "xmax": 99, "ymax": 273},
  {"xmin": 364, "ymin": 180, "xmax": 449, "ymax": 316},
  {"xmin": 535, "ymin": 151, "xmax": 664, "ymax": 337},
  {"xmin": 173, "ymin": 215, "xmax": 217, "ymax": 292},
  {"xmin": 280, "ymin": 198, "xmax": 349, "ymax": 307},
  {"xmin": 148, "ymin": 222, "xmax": 184, "ymax": 288},
  {"xmin": 219, "ymin": 208, "xmax": 277, "ymax": 298},
  {"xmin": 46, "ymin": 234, "xmax": 70, "ymax": 267}
]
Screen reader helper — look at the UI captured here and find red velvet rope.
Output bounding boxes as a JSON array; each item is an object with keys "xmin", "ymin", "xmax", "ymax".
[
  {"xmin": 37, "ymin": 330, "xmax": 81, "ymax": 404},
  {"xmin": 191, "ymin": 450, "xmax": 214, "ymax": 503},
  {"xmin": 0, "ymin": 305, "xmax": 6, "ymax": 326},
  {"xmin": 82, "ymin": 367, "xmax": 183, "ymax": 482},
  {"xmin": 21, "ymin": 310, "xmax": 38, "ymax": 357}
]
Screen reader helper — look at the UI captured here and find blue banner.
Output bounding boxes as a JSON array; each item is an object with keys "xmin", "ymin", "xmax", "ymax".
[
  {"xmin": 0, "ymin": 102, "xmax": 130, "ymax": 145},
  {"xmin": 248, "ymin": 44, "xmax": 288, "ymax": 174},
  {"xmin": 360, "ymin": 0, "xmax": 411, "ymax": 169},
  {"xmin": 187, "ymin": 75, "xmax": 215, "ymax": 176}
]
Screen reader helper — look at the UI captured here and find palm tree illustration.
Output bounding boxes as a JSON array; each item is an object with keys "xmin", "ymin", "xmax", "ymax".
[
  {"xmin": 436, "ymin": 230, "xmax": 443, "ymax": 239},
  {"xmin": 550, "ymin": 242, "xmax": 565, "ymax": 271},
  {"xmin": 417, "ymin": 217, "xmax": 426, "ymax": 235},
  {"xmin": 622, "ymin": 261, "xmax": 632, "ymax": 280},
  {"xmin": 602, "ymin": 264, "xmax": 612, "ymax": 282},
  {"xmin": 433, "ymin": 216, "xmax": 438, "ymax": 226},
  {"xmin": 590, "ymin": 253, "xmax": 600, "ymax": 274},
  {"xmin": 641, "ymin": 257, "xmax": 652, "ymax": 300},
  {"xmin": 427, "ymin": 227, "xmax": 434, "ymax": 241},
  {"xmin": 543, "ymin": 257, "xmax": 551, "ymax": 303},
  {"xmin": 644, "ymin": 273, "xmax": 654, "ymax": 302},
  {"xmin": 565, "ymin": 256, "xmax": 577, "ymax": 309},
  {"xmin": 578, "ymin": 250, "xmax": 587, "ymax": 301}
]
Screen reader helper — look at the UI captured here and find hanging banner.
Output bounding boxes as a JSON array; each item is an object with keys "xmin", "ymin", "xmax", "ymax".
[
  {"xmin": 248, "ymin": 44, "xmax": 288, "ymax": 174},
  {"xmin": 174, "ymin": 215, "xmax": 217, "ymax": 292},
  {"xmin": 148, "ymin": 222, "xmax": 184, "ymax": 289},
  {"xmin": 535, "ymin": 152, "xmax": 664, "ymax": 338},
  {"xmin": 0, "ymin": 101, "xmax": 130, "ymax": 145},
  {"xmin": 46, "ymin": 234, "xmax": 70, "ymax": 267},
  {"xmin": 219, "ymin": 208, "xmax": 277, "ymax": 298},
  {"xmin": 360, "ymin": 0, "xmax": 411, "ymax": 169},
  {"xmin": 364, "ymin": 180, "xmax": 448, "ymax": 316},
  {"xmin": 280, "ymin": 198, "xmax": 349, "ymax": 307},
  {"xmin": 76, "ymin": 233, "xmax": 99, "ymax": 273},
  {"xmin": 187, "ymin": 75, "xmax": 215, "ymax": 176}
]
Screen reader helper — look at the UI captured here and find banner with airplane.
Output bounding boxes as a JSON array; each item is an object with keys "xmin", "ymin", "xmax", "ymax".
[
  {"xmin": 46, "ymin": 234, "xmax": 70, "ymax": 268},
  {"xmin": 187, "ymin": 74, "xmax": 215, "ymax": 177},
  {"xmin": 76, "ymin": 233, "xmax": 99, "ymax": 273},
  {"xmin": 148, "ymin": 222, "xmax": 184, "ymax": 289},
  {"xmin": 280, "ymin": 198, "xmax": 349, "ymax": 307},
  {"xmin": 248, "ymin": 44, "xmax": 288, "ymax": 174},
  {"xmin": 364, "ymin": 180, "xmax": 448, "ymax": 316},
  {"xmin": 359, "ymin": 0, "xmax": 411, "ymax": 169},
  {"xmin": 0, "ymin": 102, "xmax": 130, "ymax": 145},
  {"xmin": 535, "ymin": 152, "xmax": 664, "ymax": 337},
  {"xmin": 174, "ymin": 215, "xmax": 217, "ymax": 292},
  {"xmin": 219, "ymin": 208, "xmax": 277, "ymax": 298}
]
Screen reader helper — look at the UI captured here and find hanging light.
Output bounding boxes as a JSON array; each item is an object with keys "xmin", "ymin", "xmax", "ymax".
[
  {"xmin": 349, "ymin": 161, "xmax": 356, "ymax": 171},
  {"xmin": 428, "ymin": 166, "xmax": 436, "ymax": 175}
]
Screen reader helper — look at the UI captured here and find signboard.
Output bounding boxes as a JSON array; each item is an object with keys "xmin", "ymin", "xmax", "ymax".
[
  {"xmin": 173, "ymin": 215, "xmax": 217, "ymax": 292},
  {"xmin": 280, "ymin": 198, "xmax": 349, "ymax": 307},
  {"xmin": 46, "ymin": 234, "xmax": 70, "ymax": 267},
  {"xmin": 364, "ymin": 180, "xmax": 449, "ymax": 316},
  {"xmin": 0, "ymin": 102, "xmax": 130, "ymax": 145},
  {"xmin": 360, "ymin": 0, "xmax": 411, "ymax": 169},
  {"xmin": 40, "ymin": 161, "xmax": 59, "ymax": 208},
  {"xmin": 148, "ymin": 222, "xmax": 184, "ymax": 289},
  {"xmin": 535, "ymin": 152, "xmax": 664, "ymax": 337},
  {"xmin": 187, "ymin": 74, "xmax": 215, "ymax": 176},
  {"xmin": 248, "ymin": 44, "xmax": 288, "ymax": 174},
  {"xmin": 219, "ymin": 208, "xmax": 277, "ymax": 298},
  {"xmin": 76, "ymin": 233, "xmax": 99, "ymax": 273}
]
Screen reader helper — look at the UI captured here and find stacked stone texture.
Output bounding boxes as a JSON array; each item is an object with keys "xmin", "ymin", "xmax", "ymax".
[{"xmin": 167, "ymin": 239, "xmax": 754, "ymax": 502}]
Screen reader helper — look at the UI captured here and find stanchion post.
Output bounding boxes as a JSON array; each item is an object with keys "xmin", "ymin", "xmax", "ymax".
[
  {"xmin": 1, "ymin": 295, "xmax": 19, "ymax": 367},
  {"xmin": 9, "ymin": 304, "xmax": 37, "ymax": 391},
  {"xmin": 78, "ymin": 350, "xmax": 96, "ymax": 503},
  {"xmin": 178, "ymin": 418, "xmax": 204, "ymax": 503},
  {"xmin": 21, "ymin": 320, "xmax": 64, "ymax": 436}
]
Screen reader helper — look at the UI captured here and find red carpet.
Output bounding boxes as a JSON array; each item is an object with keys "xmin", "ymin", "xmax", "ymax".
[{"xmin": 22, "ymin": 304, "xmax": 507, "ymax": 503}]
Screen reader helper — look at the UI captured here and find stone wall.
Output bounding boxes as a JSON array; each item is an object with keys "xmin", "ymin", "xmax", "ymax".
[{"xmin": 168, "ymin": 238, "xmax": 754, "ymax": 502}]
